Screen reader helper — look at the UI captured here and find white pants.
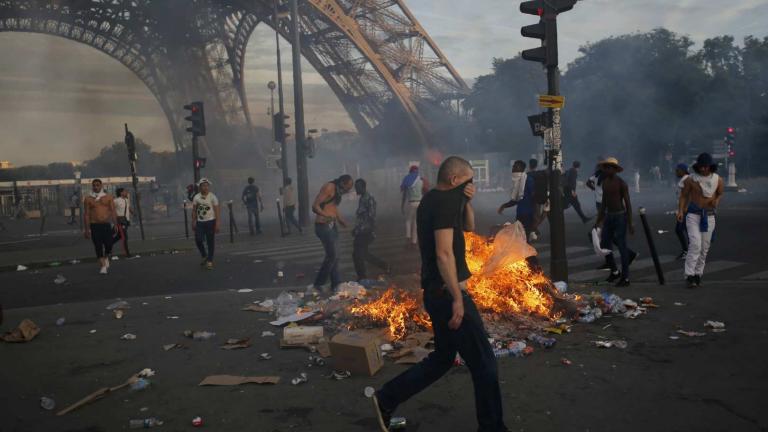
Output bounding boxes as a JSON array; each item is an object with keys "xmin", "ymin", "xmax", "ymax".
[
  {"xmin": 684, "ymin": 213, "xmax": 716, "ymax": 277},
  {"xmin": 405, "ymin": 201, "xmax": 419, "ymax": 244}
]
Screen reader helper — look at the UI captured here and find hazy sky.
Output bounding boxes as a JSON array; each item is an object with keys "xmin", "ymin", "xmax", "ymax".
[{"xmin": 0, "ymin": 0, "xmax": 766, "ymax": 166}]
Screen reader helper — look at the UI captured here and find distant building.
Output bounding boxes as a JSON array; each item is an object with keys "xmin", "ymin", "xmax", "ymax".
[{"xmin": 0, "ymin": 161, "xmax": 13, "ymax": 169}]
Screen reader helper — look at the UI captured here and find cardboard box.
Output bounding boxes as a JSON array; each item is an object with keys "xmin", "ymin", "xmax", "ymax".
[
  {"xmin": 283, "ymin": 326, "xmax": 324, "ymax": 345},
  {"xmin": 329, "ymin": 331, "xmax": 384, "ymax": 376}
]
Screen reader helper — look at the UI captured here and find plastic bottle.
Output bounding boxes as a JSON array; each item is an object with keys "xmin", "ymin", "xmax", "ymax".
[
  {"xmin": 40, "ymin": 396, "xmax": 56, "ymax": 410},
  {"xmin": 275, "ymin": 291, "xmax": 298, "ymax": 318},
  {"xmin": 130, "ymin": 378, "xmax": 151, "ymax": 391},
  {"xmin": 192, "ymin": 331, "xmax": 216, "ymax": 340},
  {"xmin": 129, "ymin": 417, "xmax": 162, "ymax": 428},
  {"xmin": 528, "ymin": 334, "xmax": 557, "ymax": 348}
]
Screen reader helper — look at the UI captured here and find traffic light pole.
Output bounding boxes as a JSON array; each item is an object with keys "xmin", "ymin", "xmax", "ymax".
[
  {"xmin": 124, "ymin": 124, "xmax": 145, "ymax": 241},
  {"xmin": 546, "ymin": 65, "xmax": 568, "ymax": 282},
  {"xmin": 192, "ymin": 135, "xmax": 201, "ymax": 184},
  {"xmin": 290, "ymin": 0, "xmax": 310, "ymax": 227}
]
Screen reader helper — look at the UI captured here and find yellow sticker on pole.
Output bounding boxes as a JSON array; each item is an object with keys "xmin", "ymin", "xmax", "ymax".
[{"xmin": 538, "ymin": 95, "xmax": 565, "ymax": 108}]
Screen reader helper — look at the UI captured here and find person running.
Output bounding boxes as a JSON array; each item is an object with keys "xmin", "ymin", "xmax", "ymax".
[
  {"xmin": 281, "ymin": 177, "xmax": 302, "ymax": 234},
  {"xmin": 67, "ymin": 188, "xmax": 80, "ymax": 226},
  {"xmin": 401, "ymin": 165, "xmax": 429, "ymax": 248},
  {"xmin": 242, "ymin": 177, "xmax": 263, "ymax": 235},
  {"xmin": 372, "ymin": 156, "xmax": 508, "ymax": 432},
  {"xmin": 594, "ymin": 157, "xmax": 637, "ymax": 287},
  {"xmin": 528, "ymin": 158, "xmax": 549, "ymax": 239},
  {"xmin": 678, "ymin": 153, "xmax": 724, "ymax": 289},
  {"xmin": 192, "ymin": 178, "xmax": 220, "ymax": 270},
  {"xmin": 674, "ymin": 163, "xmax": 690, "ymax": 260},
  {"xmin": 352, "ymin": 179, "xmax": 389, "ymax": 281},
  {"xmin": 310, "ymin": 174, "xmax": 354, "ymax": 293},
  {"xmin": 497, "ymin": 160, "xmax": 536, "ymax": 240},
  {"xmin": 587, "ymin": 161, "xmax": 612, "ymax": 270},
  {"xmin": 112, "ymin": 188, "xmax": 132, "ymax": 257},
  {"xmin": 83, "ymin": 179, "xmax": 117, "ymax": 275},
  {"xmin": 563, "ymin": 161, "xmax": 591, "ymax": 223}
]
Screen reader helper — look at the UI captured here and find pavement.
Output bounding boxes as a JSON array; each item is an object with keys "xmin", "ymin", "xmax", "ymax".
[{"xmin": 1, "ymin": 184, "xmax": 768, "ymax": 431}]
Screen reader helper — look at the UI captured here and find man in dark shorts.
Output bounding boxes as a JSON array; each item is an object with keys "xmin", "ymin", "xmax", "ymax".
[
  {"xmin": 242, "ymin": 177, "xmax": 264, "ymax": 235},
  {"xmin": 371, "ymin": 156, "xmax": 508, "ymax": 432},
  {"xmin": 594, "ymin": 157, "xmax": 637, "ymax": 287},
  {"xmin": 83, "ymin": 179, "xmax": 117, "ymax": 275}
]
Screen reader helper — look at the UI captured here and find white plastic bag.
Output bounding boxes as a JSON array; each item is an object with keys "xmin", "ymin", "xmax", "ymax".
[
  {"xmin": 591, "ymin": 227, "xmax": 611, "ymax": 256},
  {"xmin": 483, "ymin": 222, "xmax": 537, "ymax": 274}
]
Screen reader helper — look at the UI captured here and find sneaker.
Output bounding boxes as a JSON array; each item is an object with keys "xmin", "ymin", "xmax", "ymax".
[
  {"xmin": 694, "ymin": 275, "xmax": 702, "ymax": 287},
  {"xmin": 615, "ymin": 277, "xmax": 630, "ymax": 287},
  {"xmin": 606, "ymin": 271, "xmax": 621, "ymax": 283},
  {"xmin": 686, "ymin": 275, "xmax": 696, "ymax": 289},
  {"xmin": 676, "ymin": 251, "xmax": 687, "ymax": 261},
  {"xmin": 200, "ymin": 258, "xmax": 208, "ymax": 266},
  {"xmin": 205, "ymin": 261, "xmax": 214, "ymax": 270},
  {"xmin": 99, "ymin": 266, "xmax": 108, "ymax": 275},
  {"xmin": 371, "ymin": 393, "xmax": 392, "ymax": 432}
]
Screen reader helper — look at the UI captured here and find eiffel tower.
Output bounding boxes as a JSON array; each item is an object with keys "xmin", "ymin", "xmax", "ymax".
[{"xmin": 0, "ymin": 0, "xmax": 469, "ymax": 155}]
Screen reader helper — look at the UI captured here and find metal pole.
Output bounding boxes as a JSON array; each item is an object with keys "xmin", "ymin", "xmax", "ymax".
[
  {"xmin": 638, "ymin": 207, "xmax": 665, "ymax": 285},
  {"xmin": 546, "ymin": 62, "xmax": 568, "ymax": 282},
  {"xmin": 183, "ymin": 201, "xmax": 189, "ymax": 239},
  {"xmin": 290, "ymin": 0, "xmax": 309, "ymax": 227},
  {"xmin": 129, "ymin": 161, "xmax": 146, "ymax": 241},
  {"xmin": 276, "ymin": 198, "xmax": 286, "ymax": 237},
  {"xmin": 227, "ymin": 201, "xmax": 235, "ymax": 243},
  {"xmin": 273, "ymin": 0, "xmax": 289, "ymax": 187},
  {"xmin": 37, "ymin": 189, "xmax": 46, "ymax": 235},
  {"xmin": 192, "ymin": 135, "xmax": 200, "ymax": 184}
]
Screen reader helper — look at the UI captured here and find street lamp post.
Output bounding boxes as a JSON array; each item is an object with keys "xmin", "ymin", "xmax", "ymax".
[
  {"xmin": 273, "ymin": 0, "xmax": 289, "ymax": 187},
  {"xmin": 268, "ymin": 80, "xmax": 276, "ymax": 149}
]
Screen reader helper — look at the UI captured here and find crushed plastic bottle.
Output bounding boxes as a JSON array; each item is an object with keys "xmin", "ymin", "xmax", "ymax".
[
  {"xmin": 192, "ymin": 331, "xmax": 216, "ymax": 340},
  {"xmin": 130, "ymin": 378, "xmax": 151, "ymax": 391},
  {"xmin": 494, "ymin": 341, "xmax": 527, "ymax": 358},
  {"xmin": 602, "ymin": 292, "xmax": 626, "ymax": 314},
  {"xmin": 129, "ymin": 417, "xmax": 162, "ymax": 428},
  {"xmin": 527, "ymin": 333, "xmax": 556, "ymax": 348},
  {"xmin": 275, "ymin": 291, "xmax": 298, "ymax": 318},
  {"xmin": 40, "ymin": 396, "xmax": 55, "ymax": 410}
]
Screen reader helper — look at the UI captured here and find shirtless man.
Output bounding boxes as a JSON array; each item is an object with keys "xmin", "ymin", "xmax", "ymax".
[
  {"xmin": 594, "ymin": 158, "xmax": 637, "ymax": 287},
  {"xmin": 310, "ymin": 174, "xmax": 354, "ymax": 293},
  {"xmin": 83, "ymin": 179, "xmax": 118, "ymax": 274},
  {"xmin": 677, "ymin": 153, "xmax": 724, "ymax": 288}
]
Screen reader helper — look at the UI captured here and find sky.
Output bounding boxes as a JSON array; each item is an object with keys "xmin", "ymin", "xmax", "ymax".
[{"xmin": 0, "ymin": 0, "xmax": 766, "ymax": 166}]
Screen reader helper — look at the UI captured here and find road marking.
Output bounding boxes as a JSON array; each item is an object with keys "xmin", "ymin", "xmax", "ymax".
[
  {"xmin": 637, "ymin": 260, "xmax": 746, "ymax": 282},
  {"xmin": 537, "ymin": 246, "xmax": 590, "ymax": 259},
  {"xmin": 229, "ymin": 235, "xmax": 405, "ymax": 256},
  {"xmin": 740, "ymin": 270, "xmax": 768, "ymax": 280},
  {"xmin": 0, "ymin": 238, "xmax": 41, "ymax": 245},
  {"xmin": 569, "ymin": 255, "xmax": 676, "ymax": 282}
]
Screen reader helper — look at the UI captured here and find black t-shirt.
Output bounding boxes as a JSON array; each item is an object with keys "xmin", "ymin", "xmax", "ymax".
[
  {"xmin": 417, "ymin": 188, "xmax": 472, "ymax": 291},
  {"xmin": 531, "ymin": 170, "xmax": 549, "ymax": 204},
  {"xmin": 242, "ymin": 185, "xmax": 259, "ymax": 205}
]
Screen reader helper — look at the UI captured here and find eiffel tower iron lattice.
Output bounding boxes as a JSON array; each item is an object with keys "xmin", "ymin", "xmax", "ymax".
[{"xmin": 0, "ymin": 0, "xmax": 469, "ymax": 154}]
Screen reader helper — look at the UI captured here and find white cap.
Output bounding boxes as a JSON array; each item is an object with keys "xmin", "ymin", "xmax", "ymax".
[{"xmin": 197, "ymin": 178, "xmax": 211, "ymax": 187}]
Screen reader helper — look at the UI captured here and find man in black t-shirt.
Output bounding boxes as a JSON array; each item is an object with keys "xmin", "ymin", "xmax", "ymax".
[
  {"xmin": 372, "ymin": 156, "xmax": 508, "ymax": 432},
  {"xmin": 241, "ymin": 177, "xmax": 264, "ymax": 235}
]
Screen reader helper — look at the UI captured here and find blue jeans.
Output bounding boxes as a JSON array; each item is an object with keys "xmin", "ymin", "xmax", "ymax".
[
  {"xmin": 600, "ymin": 212, "xmax": 635, "ymax": 277},
  {"xmin": 195, "ymin": 220, "xmax": 216, "ymax": 262},
  {"xmin": 377, "ymin": 289, "xmax": 507, "ymax": 432},
  {"xmin": 313, "ymin": 223, "xmax": 340, "ymax": 289}
]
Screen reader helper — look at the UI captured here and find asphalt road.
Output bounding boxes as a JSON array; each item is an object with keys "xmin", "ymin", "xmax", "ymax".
[{"xmin": 1, "ymin": 184, "xmax": 767, "ymax": 431}]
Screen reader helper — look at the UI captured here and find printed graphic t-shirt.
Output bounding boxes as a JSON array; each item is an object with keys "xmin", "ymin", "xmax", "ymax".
[{"xmin": 193, "ymin": 192, "xmax": 219, "ymax": 222}]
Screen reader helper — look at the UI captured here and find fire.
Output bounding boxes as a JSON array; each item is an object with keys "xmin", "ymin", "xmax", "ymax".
[
  {"xmin": 465, "ymin": 232, "xmax": 556, "ymax": 318},
  {"xmin": 349, "ymin": 288, "xmax": 431, "ymax": 340}
]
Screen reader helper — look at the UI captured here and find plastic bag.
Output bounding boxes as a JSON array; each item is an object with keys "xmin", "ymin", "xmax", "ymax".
[
  {"xmin": 483, "ymin": 222, "xmax": 537, "ymax": 274},
  {"xmin": 591, "ymin": 227, "xmax": 611, "ymax": 257}
]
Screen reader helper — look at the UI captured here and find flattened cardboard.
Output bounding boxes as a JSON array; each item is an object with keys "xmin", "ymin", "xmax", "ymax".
[
  {"xmin": 1, "ymin": 319, "xmax": 40, "ymax": 342},
  {"xmin": 198, "ymin": 375, "xmax": 280, "ymax": 386},
  {"xmin": 283, "ymin": 326, "xmax": 323, "ymax": 345}
]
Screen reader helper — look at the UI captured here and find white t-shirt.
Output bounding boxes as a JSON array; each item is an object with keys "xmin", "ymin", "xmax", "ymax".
[
  {"xmin": 115, "ymin": 197, "xmax": 130, "ymax": 221},
  {"xmin": 405, "ymin": 177, "xmax": 424, "ymax": 202},
  {"xmin": 193, "ymin": 192, "xmax": 219, "ymax": 222}
]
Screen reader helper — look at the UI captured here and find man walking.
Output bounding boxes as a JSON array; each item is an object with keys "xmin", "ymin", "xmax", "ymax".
[
  {"xmin": 67, "ymin": 188, "xmax": 80, "ymax": 226},
  {"xmin": 281, "ymin": 177, "xmax": 302, "ymax": 234},
  {"xmin": 113, "ymin": 188, "xmax": 132, "ymax": 257},
  {"xmin": 497, "ymin": 160, "xmax": 536, "ymax": 240},
  {"xmin": 594, "ymin": 157, "xmax": 637, "ymax": 287},
  {"xmin": 587, "ymin": 161, "xmax": 611, "ymax": 270},
  {"xmin": 563, "ymin": 161, "xmax": 591, "ymax": 223},
  {"xmin": 241, "ymin": 177, "xmax": 263, "ymax": 235},
  {"xmin": 352, "ymin": 179, "xmax": 389, "ymax": 281},
  {"xmin": 310, "ymin": 174, "xmax": 354, "ymax": 293},
  {"xmin": 674, "ymin": 163, "xmax": 690, "ymax": 260},
  {"xmin": 401, "ymin": 165, "xmax": 429, "ymax": 247},
  {"xmin": 83, "ymin": 179, "xmax": 117, "ymax": 275},
  {"xmin": 372, "ymin": 156, "xmax": 508, "ymax": 432},
  {"xmin": 678, "ymin": 153, "xmax": 724, "ymax": 288},
  {"xmin": 192, "ymin": 178, "xmax": 220, "ymax": 270},
  {"xmin": 528, "ymin": 158, "xmax": 549, "ymax": 239}
]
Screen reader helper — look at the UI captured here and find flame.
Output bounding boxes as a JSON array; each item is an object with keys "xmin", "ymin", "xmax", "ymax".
[{"xmin": 349, "ymin": 288, "xmax": 431, "ymax": 340}]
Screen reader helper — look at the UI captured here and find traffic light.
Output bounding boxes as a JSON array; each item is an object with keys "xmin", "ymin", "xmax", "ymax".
[
  {"xmin": 520, "ymin": 0, "xmax": 576, "ymax": 67},
  {"xmin": 725, "ymin": 127, "xmax": 736, "ymax": 157},
  {"xmin": 194, "ymin": 157, "xmax": 207, "ymax": 169},
  {"xmin": 527, "ymin": 112, "xmax": 550, "ymax": 137},
  {"xmin": 124, "ymin": 124, "xmax": 137, "ymax": 161},
  {"xmin": 183, "ymin": 101, "xmax": 206, "ymax": 137},
  {"xmin": 273, "ymin": 112, "xmax": 291, "ymax": 142}
]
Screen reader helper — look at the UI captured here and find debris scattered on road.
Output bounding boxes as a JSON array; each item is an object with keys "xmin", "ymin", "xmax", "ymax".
[
  {"xmin": 261, "ymin": 331, "xmax": 275, "ymax": 337},
  {"xmin": 592, "ymin": 340, "xmax": 628, "ymax": 349},
  {"xmin": 269, "ymin": 311, "xmax": 315, "ymax": 326},
  {"xmin": 528, "ymin": 333, "xmax": 556, "ymax": 348},
  {"xmin": 192, "ymin": 416, "xmax": 203, "ymax": 427},
  {"xmin": 111, "ymin": 256, "xmax": 119, "ymax": 261},
  {"xmin": 129, "ymin": 417, "xmax": 162, "ymax": 428},
  {"xmin": 330, "ymin": 332, "xmax": 385, "ymax": 375},
  {"xmin": 677, "ymin": 330, "xmax": 706, "ymax": 337},
  {"xmin": 162, "ymin": 343, "xmax": 185, "ymax": 351},
  {"xmin": 553, "ymin": 281, "xmax": 568, "ymax": 293},
  {"xmin": 120, "ymin": 333, "xmax": 137, "ymax": 340},
  {"xmin": 380, "ymin": 343, "xmax": 393, "ymax": 352},
  {"xmin": 16, "ymin": 264, "xmax": 27, "ymax": 271},
  {"xmin": 56, "ymin": 317, "xmax": 66, "ymax": 326},
  {"xmin": 283, "ymin": 325, "xmax": 324, "ymax": 345},
  {"xmin": 70, "ymin": 260, "xmax": 80, "ymax": 265},
  {"xmin": 165, "ymin": 316, "xmax": 180, "ymax": 319},
  {"xmin": 669, "ymin": 335, "xmax": 680, "ymax": 340},
  {"xmin": 106, "ymin": 300, "xmax": 130, "ymax": 310},
  {"xmin": 130, "ymin": 378, "xmax": 150, "ymax": 391},
  {"xmin": 53, "ymin": 274, "xmax": 67, "ymax": 285},
  {"xmin": 40, "ymin": 396, "xmax": 56, "ymax": 411},
  {"xmin": 364, "ymin": 386, "xmax": 375, "ymax": 398},
  {"xmin": 237, "ymin": 288, "xmax": 254, "ymax": 293},
  {"xmin": 89, "ymin": 329, "xmax": 97, "ymax": 334},
  {"xmin": 138, "ymin": 368, "xmax": 155, "ymax": 378},
  {"xmin": 657, "ymin": 230, "xmax": 669, "ymax": 234},
  {"xmin": 390, "ymin": 417, "xmax": 407, "ymax": 429},
  {"xmin": 164, "ymin": 296, "xmax": 172, "ymax": 300},
  {"xmin": 259, "ymin": 353, "xmax": 272, "ymax": 360},
  {"xmin": 114, "ymin": 309, "xmax": 124, "ymax": 319},
  {"xmin": 704, "ymin": 320, "xmax": 725, "ymax": 331},
  {"xmin": 330, "ymin": 370, "xmax": 351, "ymax": 380},
  {"xmin": 198, "ymin": 375, "xmax": 280, "ymax": 386},
  {"xmin": 242, "ymin": 304, "xmax": 272, "ymax": 313},
  {"xmin": 560, "ymin": 358, "xmax": 572, "ymax": 366},
  {"xmin": 183, "ymin": 330, "xmax": 216, "ymax": 340},
  {"xmin": 1, "ymin": 319, "xmax": 40, "ymax": 342},
  {"xmin": 57, "ymin": 371, "xmax": 143, "ymax": 415},
  {"xmin": 221, "ymin": 337, "xmax": 251, "ymax": 350},
  {"xmin": 308, "ymin": 355, "xmax": 326, "ymax": 367},
  {"xmin": 673, "ymin": 302, "xmax": 686, "ymax": 306},
  {"xmin": 291, "ymin": 372, "xmax": 309, "ymax": 385}
]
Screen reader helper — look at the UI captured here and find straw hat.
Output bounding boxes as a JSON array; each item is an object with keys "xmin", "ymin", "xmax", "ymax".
[{"xmin": 599, "ymin": 157, "xmax": 623, "ymax": 172}]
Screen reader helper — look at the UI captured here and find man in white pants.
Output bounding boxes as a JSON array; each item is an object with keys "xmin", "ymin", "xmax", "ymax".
[
  {"xmin": 677, "ymin": 153, "xmax": 724, "ymax": 289},
  {"xmin": 401, "ymin": 165, "xmax": 428, "ymax": 247}
]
